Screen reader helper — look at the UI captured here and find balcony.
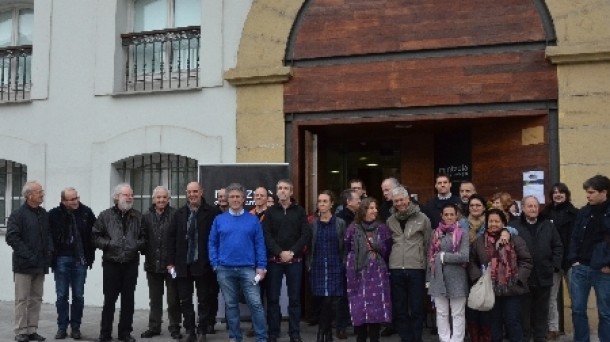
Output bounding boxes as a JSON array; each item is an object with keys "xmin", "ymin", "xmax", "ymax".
[
  {"xmin": 121, "ymin": 26, "xmax": 200, "ymax": 92},
  {"xmin": 0, "ymin": 45, "xmax": 32, "ymax": 102}
]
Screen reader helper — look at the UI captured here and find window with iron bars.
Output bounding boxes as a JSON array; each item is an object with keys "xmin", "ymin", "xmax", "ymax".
[
  {"xmin": 114, "ymin": 153, "xmax": 198, "ymax": 212},
  {"xmin": 122, "ymin": 0, "xmax": 201, "ymax": 92},
  {"xmin": 0, "ymin": 6, "xmax": 33, "ymax": 102},
  {"xmin": 0, "ymin": 160, "xmax": 27, "ymax": 230}
]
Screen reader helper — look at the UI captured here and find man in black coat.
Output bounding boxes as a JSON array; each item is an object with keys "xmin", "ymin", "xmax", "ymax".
[
  {"xmin": 6, "ymin": 180, "xmax": 52, "ymax": 342},
  {"xmin": 513, "ymin": 195, "xmax": 563, "ymax": 342},
  {"xmin": 423, "ymin": 174, "xmax": 461, "ymax": 229},
  {"xmin": 166, "ymin": 181, "xmax": 220, "ymax": 342},
  {"xmin": 49, "ymin": 187, "xmax": 96, "ymax": 340}
]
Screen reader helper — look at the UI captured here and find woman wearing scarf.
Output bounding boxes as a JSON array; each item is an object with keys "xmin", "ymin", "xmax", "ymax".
[
  {"xmin": 427, "ymin": 203, "xmax": 470, "ymax": 342},
  {"xmin": 469, "ymin": 208, "xmax": 533, "ymax": 342},
  {"xmin": 307, "ymin": 190, "xmax": 347, "ymax": 342},
  {"xmin": 345, "ymin": 197, "xmax": 392, "ymax": 342}
]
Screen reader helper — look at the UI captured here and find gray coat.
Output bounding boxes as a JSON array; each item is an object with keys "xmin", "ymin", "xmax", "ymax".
[{"xmin": 427, "ymin": 230, "xmax": 470, "ymax": 298}]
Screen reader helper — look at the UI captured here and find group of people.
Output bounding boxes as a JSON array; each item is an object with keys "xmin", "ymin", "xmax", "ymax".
[{"xmin": 5, "ymin": 173, "xmax": 610, "ymax": 342}]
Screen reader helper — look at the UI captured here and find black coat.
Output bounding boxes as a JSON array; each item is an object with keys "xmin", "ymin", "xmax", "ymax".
[
  {"xmin": 92, "ymin": 206, "xmax": 144, "ymax": 263},
  {"xmin": 6, "ymin": 203, "xmax": 53, "ymax": 274},
  {"xmin": 48, "ymin": 202, "xmax": 96, "ymax": 268},
  {"xmin": 263, "ymin": 202, "xmax": 311, "ymax": 258},
  {"xmin": 512, "ymin": 216, "xmax": 563, "ymax": 288},
  {"xmin": 423, "ymin": 195, "xmax": 462, "ymax": 229},
  {"xmin": 541, "ymin": 201, "xmax": 578, "ymax": 271},
  {"xmin": 142, "ymin": 205, "xmax": 176, "ymax": 273},
  {"xmin": 166, "ymin": 198, "xmax": 220, "ymax": 277}
]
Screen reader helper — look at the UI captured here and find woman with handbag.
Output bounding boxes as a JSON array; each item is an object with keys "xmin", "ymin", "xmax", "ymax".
[
  {"xmin": 344, "ymin": 197, "xmax": 392, "ymax": 342},
  {"xmin": 468, "ymin": 208, "xmax": 533, "ymax": 342},
  {"xmin": 427, "ymin": 203, "xmax": 470, "ymax": 342}
]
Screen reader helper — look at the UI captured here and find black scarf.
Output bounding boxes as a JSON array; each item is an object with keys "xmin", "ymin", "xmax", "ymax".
[{"xmin": 354, "ymin": 220, "xmax": 381, "ymax": 272}]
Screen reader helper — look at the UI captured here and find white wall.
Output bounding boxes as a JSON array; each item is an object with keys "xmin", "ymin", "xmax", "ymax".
[{"xmin": 0, "ymin": 0, "xmax": 254, "ymax": 309}]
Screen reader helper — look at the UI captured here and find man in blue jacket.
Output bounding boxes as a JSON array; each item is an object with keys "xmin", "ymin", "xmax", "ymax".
[
  {"xmin": 568, "ymin": 175, "xmax": 610, "ymax": 342},
  {"xmin": 6, "ymin": 180, "xmax": 52, "ymax": 342},
  {"xmin": 209, "ymin": 183, "xmax": 267, "ymax": 342}
]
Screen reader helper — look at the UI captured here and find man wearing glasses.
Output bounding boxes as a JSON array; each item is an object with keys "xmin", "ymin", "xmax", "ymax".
[
  {"xmin": 49, "ymin": 187, "xmax": 96, "ymax": 340},
  {"xmin": 92, "ymin": 184, "xmax": 145, "ymax": 342}
]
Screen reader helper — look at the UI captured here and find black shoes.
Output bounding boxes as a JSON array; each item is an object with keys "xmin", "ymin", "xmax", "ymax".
[
  {"xmin": 94, "ymin": 336, "xmax": 112, "ymax": 342},
  {"xmin": 170, "ymin": 330, "xmax": 183, "ymax": 339},
  {"xmin": 118, "ymin": 335, "xmax": 136, "ymax": 342},
  {"xmin": 28, "ymin": 333, "xmax": 46, "ymax": 341},
  {"xmin": 141, "ymin": 329, "xmax": 161, "ymax": 338},
  {"xmin": 70, "ymin": 329, "xmax": 82, "ymax": 340},
  {"xmin": 54, "ymin": 330, "xmax": 67, "ymax": 339},
  {"xmin": 205, "ymin": 324, "xmax": 216, "ymax": 334},
  {"xmin": 14, "ymin": 335, "xmax": 28, "ymax": 342},
  {"xmin": 290, "ymin": 337, "xmax": 303, "ymax": 342},
  {"xmin": 380, "ymin": 326, "xmax": 396, "ymax": 336}
]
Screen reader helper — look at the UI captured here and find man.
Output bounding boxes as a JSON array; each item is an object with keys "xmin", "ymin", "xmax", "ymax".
[
  {"xmin": 140, "ymin": 186, "xmax": 181, "ymax": 339},
  {"xmin": 387, "ymin": 186, "xmax": 431, "ymax": 342},
  {"xmin": 333, "ymin": 188, "xmax": 360, "ymax": 339},
  {"xmin": 458, "ymin": 181, "xmax": 476, "ymax": 216},
  {"xmin": 512, "ymin": 196, "xmax": 563, "ymax": 342},
  {"xmin": 216, "ymin": 188, "xmax": 228, "ymax": 213},
  {"xmin": 6, "ymin": 181, "xmax": 52, "ymax": 342},
  {"xmin": 264, "ymin": 179, "xmax": 311, "ymax": 342},
  {"xmin": 92, "ymin": 183, "xmax": 144, "ymax": 342},
  {"xmin": 167, "ymin": 181, "xmax": 220, "ymax": 342},
  {"xmin": 209, "ymin": 183, "xmax": 268, "ymax": 342},
  {"xmin": 568, "ymin": 175, "xmax": 610, "ymax": 342},
  {"xmin": 250, "ymin": 186, "xmax": 269, "ymax": 220},
  {"xmin": 335, "ymin": 178, "xmax": 366, "ymax": 214},
  {"xmin": 540, "ymin": 183, "xmax": 579, "ymax": 340},
  {"xmin": 423, "ymin": 174, "xmax": 461, "ymax": 229},
  {"xmin": 49, "ymin": 187, "xmax": 96, "ymax": 340},
  {"xmin": 379, "ymin": 177, "xmax": 400, "ymax": 222}
]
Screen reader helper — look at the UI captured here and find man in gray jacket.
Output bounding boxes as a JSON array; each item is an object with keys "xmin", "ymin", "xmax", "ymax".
[
  {"xmin": 386, "ymin": 186, "xmax": 431, "ymax": 342},
  {"xmin": 92, "ymin": 183, "xmax": 145, "ymax": 342}
]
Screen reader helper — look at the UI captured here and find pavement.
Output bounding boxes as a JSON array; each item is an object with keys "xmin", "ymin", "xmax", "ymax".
[{"xmin": 0, "ymin": 300, "xmax": 596, "ymax": 342}]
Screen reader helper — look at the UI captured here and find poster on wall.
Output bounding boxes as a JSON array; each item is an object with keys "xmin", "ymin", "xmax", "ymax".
[
  {"xmin": 523, "ymin": 170, "xmax": 545, "ymax": 204},
  {"xmin": 199, "ymin": 163, "xmax": 289, "ymax": 210}
]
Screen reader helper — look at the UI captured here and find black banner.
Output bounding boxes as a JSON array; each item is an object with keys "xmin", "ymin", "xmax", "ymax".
[{"xmin": 199, "ymin": 164, "xmax": 289, "ymax": 210}]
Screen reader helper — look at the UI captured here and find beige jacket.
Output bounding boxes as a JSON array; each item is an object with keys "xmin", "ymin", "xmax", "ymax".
[{"xmin": 386, "ymin": 204, "xmax": 431, "ymax": 270}]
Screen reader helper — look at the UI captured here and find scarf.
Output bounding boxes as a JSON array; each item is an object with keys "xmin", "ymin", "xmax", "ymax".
[
  {"xmin": 484, "ymin": 231, "xmax": 518, "ymax": 295},
  {"xmin": 354, "ymin": 220, "xmax": 380, "ymax": 272},
  {"xmin": 70, "ymin": 212, "xmax": 86, "ymax": 266},
  {"xmin": 428, "ymin": 222, "xmax": 463, "ymax": 275},
  {"xmin": 391, "ymin": 202, "xmax": 419, "ymax": 222},
  {"xmin": 186, "ymin": 208, "xmax": 199, "ymax": 264},
  {"xmin": 468, "ymin": 215, "xmax": 485, "ymax": 243}
]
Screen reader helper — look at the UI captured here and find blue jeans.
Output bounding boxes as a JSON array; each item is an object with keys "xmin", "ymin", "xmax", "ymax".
[
  {"xmin": 390, "ymin": 269, "xmax": 425, "ymax": 342},
  {"xmin": 266, "ymin": 261, "xmax": 303, "ymax": 339},
  {"xmin": 216, "ymin": 266, "xmax": 267, "ymax": 342},
  {"xmin": 54, "ymin": 256, "xmax": 87, "ymax": 331},
  {"xmin": 490, "ymin": 295, "xmax": 523, "ymax": 342},
  {"xmin": 570, "ymin": 264, "xmax": 610, "ymax": 342}
]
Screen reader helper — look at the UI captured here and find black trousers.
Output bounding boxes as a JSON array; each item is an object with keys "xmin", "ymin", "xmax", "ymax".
[
  {"xmin": 146, "ymin": 271, "xmax": 181, "ymax": 333},
  {"xmin": 176, "ymin": 267, "xmax": 216, "ymax": 334},
  {"xmin": 100, "ymin": 259, "xmax": 139, "ymax": 338},
  {"xmin": 522, "ymin": 285, "xmax": 552, "ymax": 342}
]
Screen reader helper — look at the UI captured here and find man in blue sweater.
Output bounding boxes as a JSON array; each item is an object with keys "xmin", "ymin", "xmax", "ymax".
[{"xmin": 208, "ymin": 183, "xmax": 267, "ymax": 342}]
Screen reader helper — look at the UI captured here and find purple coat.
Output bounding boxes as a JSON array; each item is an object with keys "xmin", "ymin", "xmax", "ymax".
[{"xmin": 345, "ymin": 222, "xmax": 392, "ymax": 326}]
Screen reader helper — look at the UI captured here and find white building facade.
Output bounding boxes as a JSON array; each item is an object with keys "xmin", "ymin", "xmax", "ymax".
[{"xmin": 0, "ymin": 0, "xmax": 253, "ymax": 308}]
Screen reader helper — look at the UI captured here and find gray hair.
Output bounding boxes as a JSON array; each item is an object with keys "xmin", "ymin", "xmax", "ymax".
[
  {"xmin": 225, "ymin": 183, "xmax": 245, "ymax": 197},
  {"xmin": 22, "ymin": 180, "xmax": 42, "ymax": 198},
  {"xmin": 383, "ymin": 177, "xmax": 400, "ymax": 189},
  {"xmin": 276, "ymin": 179, "xmax": 293, "ymax": 190},
  {"xmin": 112, "ymin": 183, "xmax": 132, "ymax": 202},
  {"xmin": 60, "ymin": 187, "xmax": 77, "ymax": 201},
  {"xmin": 391, "ymin": 186, "xmax": 410, "ymax": 199},
  {"xmin": 152, "ymin": 185, "xmax": 170, "ymax": 198},
  {"xmin": 521, "ymin": 195, "xmax": 539, "ymax": 205}
]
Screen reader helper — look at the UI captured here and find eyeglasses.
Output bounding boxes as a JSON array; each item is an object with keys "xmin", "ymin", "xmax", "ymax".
[{"xmin": 65, "ymin": 196, "xmax": 80, "ymax": 201}]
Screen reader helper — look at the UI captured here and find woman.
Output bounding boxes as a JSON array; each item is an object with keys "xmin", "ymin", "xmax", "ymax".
[
  {"xmin": 308, "ymin": 190, "xmax": 347, "ymax": 342},
  {"xmin": 345, "ymin": 197, "xmax": 392, "ymax": 342},
  {"xmin": 469, "ymin": 208, "xmax": 533, "ymax": 342},
  {"xmin": 490, "ymin": 192, "xmax": 514, "ymax": 221},
  {"xmin": 428, "ymin": 203, "xmax": 469, "ymax": 342}
]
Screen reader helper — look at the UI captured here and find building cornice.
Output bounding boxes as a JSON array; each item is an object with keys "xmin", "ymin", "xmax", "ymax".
[
  {"xmin": 546, "ymin": 42, "xmax": 610, "ymax": 64},
  {"xmin": 224, "ymin": 66, "xmax": 292, "ymax": 86}
]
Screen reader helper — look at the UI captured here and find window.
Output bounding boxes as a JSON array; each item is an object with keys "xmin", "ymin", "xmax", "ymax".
[
  {"xmin": 0, "ymin": 6, "xmax": 32, "ymax": 101},
  {"xmin": 122, "ymin": 0, "xmax": 201, "ymax": 91},
  {"xmin": 0, "ymin": 160, "xmax": 27, "ymax": 228},
  {"xmin": 114, "ymin": 153, "xmax": 198, "ymax": 212}
]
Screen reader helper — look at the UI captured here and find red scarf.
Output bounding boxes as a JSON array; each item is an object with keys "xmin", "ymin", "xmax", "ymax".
[{"xmin": 484, "ymin": 231, "xmax": 518, "ymax": 294}]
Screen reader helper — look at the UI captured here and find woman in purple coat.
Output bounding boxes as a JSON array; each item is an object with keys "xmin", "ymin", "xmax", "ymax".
[{"xmin": 345, "ymin": 197, "xmax": 392, "ymax": 342}]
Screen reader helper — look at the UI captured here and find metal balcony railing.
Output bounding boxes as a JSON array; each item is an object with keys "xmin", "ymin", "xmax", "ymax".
[
  {"xmin": 121, "ymin": 26, "xmax": 200, "ymax": 92},
  {"xmin": 0, "ymin": 45, "xmax": 32, "ymax": 102}
]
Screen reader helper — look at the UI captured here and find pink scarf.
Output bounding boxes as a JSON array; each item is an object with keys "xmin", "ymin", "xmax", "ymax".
[{"xmin": 428, "ymin": 222, "xmax": 463, "ymax": 274}]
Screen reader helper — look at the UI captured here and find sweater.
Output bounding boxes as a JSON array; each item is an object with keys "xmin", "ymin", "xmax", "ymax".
[{"xmin": 208, "ymin": 211, "xmax": 267, "ymax": 269}]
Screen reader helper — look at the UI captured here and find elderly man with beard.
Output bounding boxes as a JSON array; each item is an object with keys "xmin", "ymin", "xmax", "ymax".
[
  {"xmin": 387, "ymin": 186, "xmax": 431, "ymax": 342},
  {"xmin": 92, "ymin": 184, "xmax": 145, "ymax": 342},
  {"xmin": 166, "ymin": 181, "xmax": 221, "ymax": 342}
]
